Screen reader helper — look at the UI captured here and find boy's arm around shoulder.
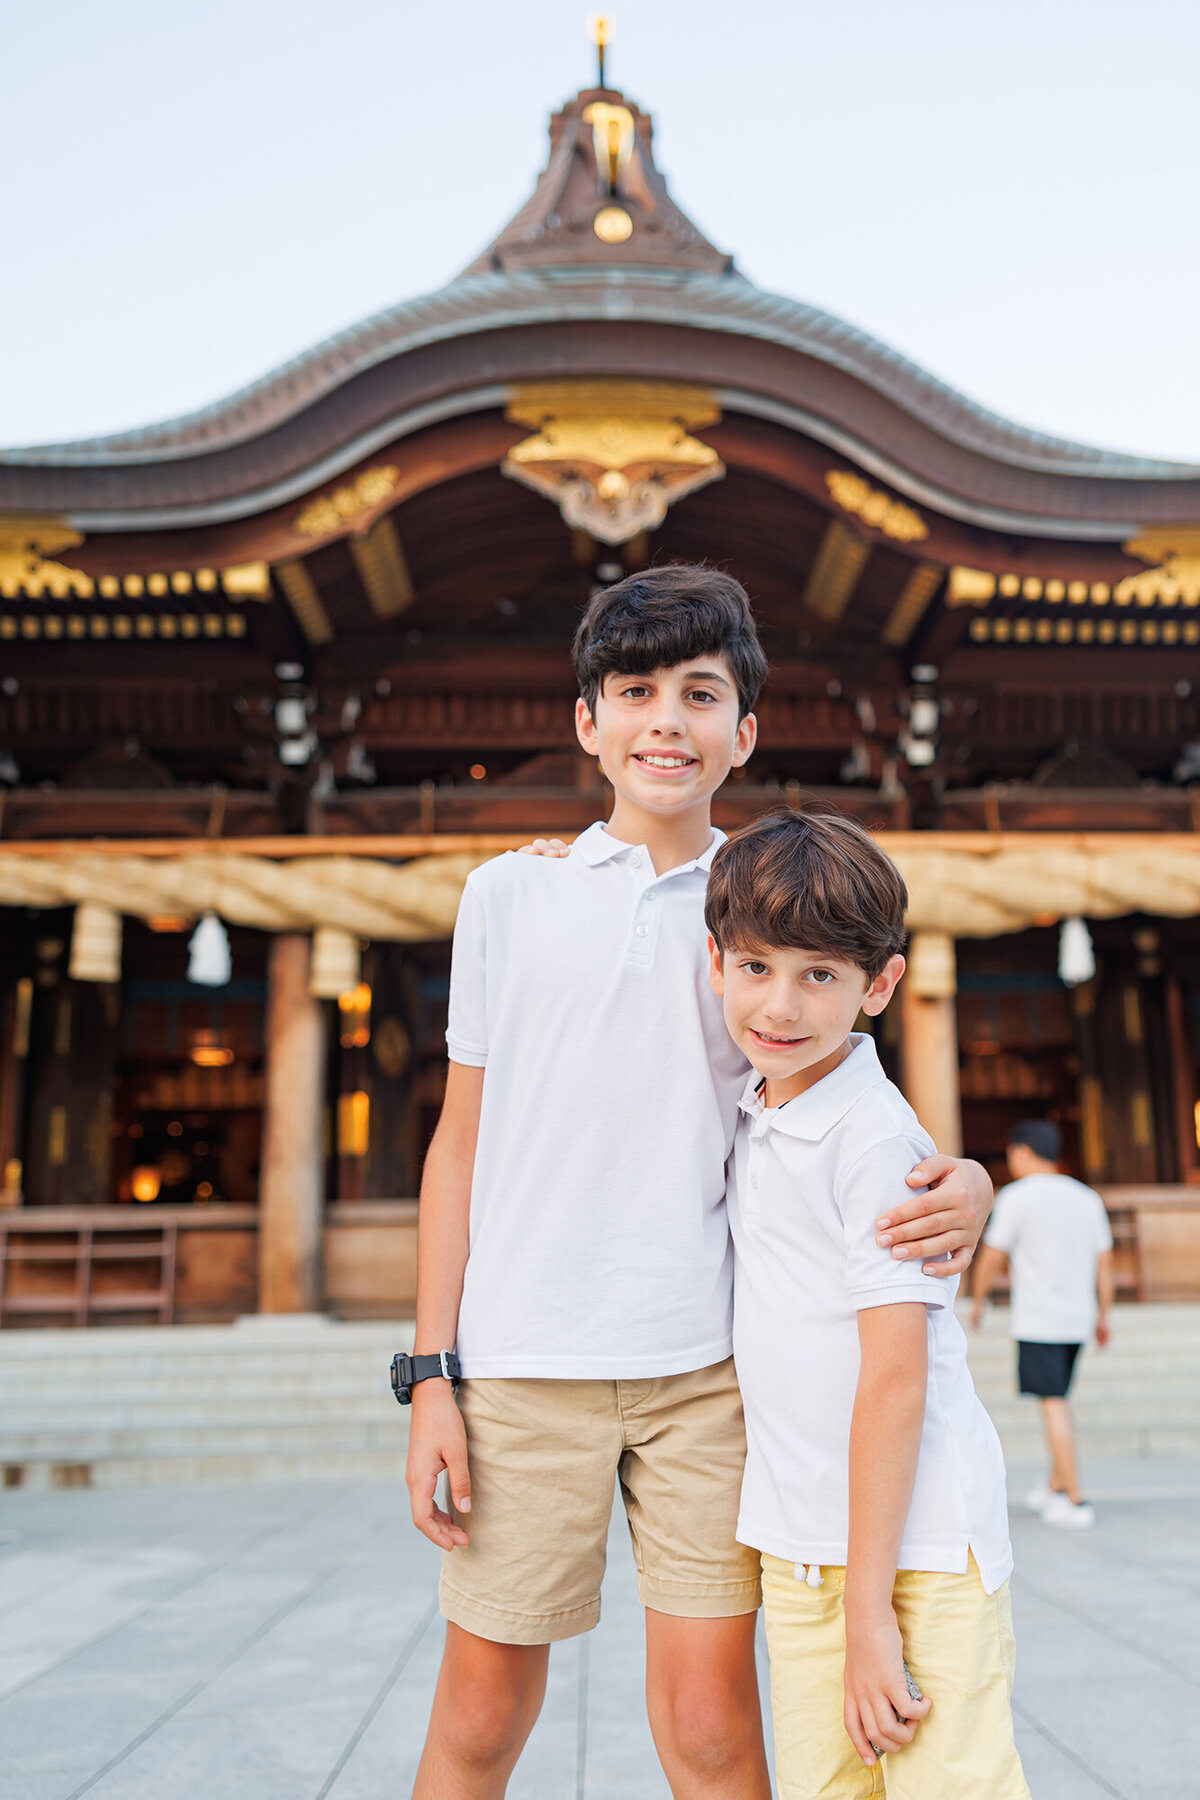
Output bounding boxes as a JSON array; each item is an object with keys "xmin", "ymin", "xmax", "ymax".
[
  {"xmin": 874, "ymin": 1146, "xmax": 994, "ymax": 1279},
  {"xmin": 405, "ymin": 1060, "xmax": 482, "ymax": 1551}
]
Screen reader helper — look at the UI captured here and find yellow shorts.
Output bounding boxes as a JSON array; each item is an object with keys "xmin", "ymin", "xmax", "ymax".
[
  {"xmin": 761, "ymin": 1552, "xmax": 1031, "ymax": 1800},
  {"xmin": 439, "ymin": 1358, "xmax": 761, "ymax": 1644}
]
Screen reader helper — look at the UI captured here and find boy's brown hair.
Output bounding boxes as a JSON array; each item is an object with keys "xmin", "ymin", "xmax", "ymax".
[
  {"xmin": 705, "ymin": 809, "xmax": 908, "ymax": 980},
  {"xmin": 572, "ymin": 563, "xmax": 768, "ymax": 720}
]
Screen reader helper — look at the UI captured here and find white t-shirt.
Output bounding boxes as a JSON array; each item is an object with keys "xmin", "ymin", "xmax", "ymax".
[
  {"xmin": 446, "ymin": 822, "xmax": 749, "ymax": 1378},
  {"xmin": 730, "ymin": 1035, "xmax": 1013, "ymax": 1594},
  {"xmin": 983, "ymin": 1173, "xmax": 1113, "ymax": 1344}
]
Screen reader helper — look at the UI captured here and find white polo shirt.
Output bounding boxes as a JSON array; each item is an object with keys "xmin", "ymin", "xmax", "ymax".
[
  {"xmin": 446, "ymin": 822, "xmax": 750, "ymax": 1378},
  {"xmin": 730, "ymin": 1035, "xmax": 1012, "ymax": 1594},
  {"xmin": 984, "ymin": 1173, "xmax": 1113, "ymax": 1344}
]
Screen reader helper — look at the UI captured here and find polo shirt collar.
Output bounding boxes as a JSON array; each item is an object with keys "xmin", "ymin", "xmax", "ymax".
[
  {"xmin": 572, "ymin": 820, "xmax": 726, "ymax": 874},
  {"xmin": 737, "ymin": 1033, "xmax": 886, "ymax": 1140}
]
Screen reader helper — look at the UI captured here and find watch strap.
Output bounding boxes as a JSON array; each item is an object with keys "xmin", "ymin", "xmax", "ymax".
[{"xmin": 390, "ymin": 1350, "xmax": 460, "ymax": 1405}]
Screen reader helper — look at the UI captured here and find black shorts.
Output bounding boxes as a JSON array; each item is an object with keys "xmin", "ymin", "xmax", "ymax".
[{"xmin": 1017, "ymin": 1340, "xmax": 1082, "ymax": 1398}]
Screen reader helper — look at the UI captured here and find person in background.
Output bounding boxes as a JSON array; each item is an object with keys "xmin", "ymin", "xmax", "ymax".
[{"xmin": 971, "ymin": 1120, "xmax": 1114, "ymax": 1529}]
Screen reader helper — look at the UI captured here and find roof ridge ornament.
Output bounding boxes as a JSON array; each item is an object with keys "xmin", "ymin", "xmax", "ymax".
[{"xmin": 589, "ymin": 14, "xmax": 613, "ymax": 89}]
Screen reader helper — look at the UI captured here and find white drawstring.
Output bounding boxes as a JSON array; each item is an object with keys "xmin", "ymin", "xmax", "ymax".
[{"xmin": 795, "ymin": 1562, "xmax": 824, "ymax": 1587}]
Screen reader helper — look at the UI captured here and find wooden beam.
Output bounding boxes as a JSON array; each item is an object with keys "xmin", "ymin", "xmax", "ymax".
[
  {"xmin": 259, "ymin": 933, "xmax": 326, "ymax": 1312},
  {"xmin": 349, "ymin": 515, "xmax": 415, "ymax": 618},
  {"xmin": 881, "ymin": 561, "xmax": 943, "ymax": 647},
  {"xmin": 275, "ymin": 558, "xmax": 334, "ymax": 645},
  {"xmin": 801, "ymin": 520, "xmax": 870, "ymax": 621}
]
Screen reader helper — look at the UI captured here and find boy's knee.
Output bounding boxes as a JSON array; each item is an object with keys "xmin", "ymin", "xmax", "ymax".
[
  {"xmin": 655, "ymin": 1682, "xmax": 758, "ymax": 1776},
  {"xmin": 437, "ymin": 1632, "xmax": 547, "ymax": 1769}
]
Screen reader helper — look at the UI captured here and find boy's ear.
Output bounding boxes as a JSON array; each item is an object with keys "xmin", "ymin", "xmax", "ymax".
[
  {"xmin": 707, "ymin": 935, "xmax": 725, "ymax": 995},
  {"xmin": 575, "ymin": 696, "xmax": 600, "ymax": 759},
  {"xmin": 731, "ymin": 711, "xmax": 757, "ymax": 768},
  {"xmin": 860, "ymin": 953, "xmax": 905, "ymax": 1016}
]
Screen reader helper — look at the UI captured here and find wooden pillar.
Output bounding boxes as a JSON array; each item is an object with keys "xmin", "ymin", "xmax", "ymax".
[
  {"xmin": 259, "ymin": 934, "xmax": 326, "ymax": 1312},
  {"xmin": 901, "ymin": 931, "xmax": 962, "ymax": 1156}
]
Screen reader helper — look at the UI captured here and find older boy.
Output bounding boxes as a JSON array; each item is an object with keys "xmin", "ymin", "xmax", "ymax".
[
  {"xmin": 971, "ymin": 1120, "xmax": 1114, "ymax": 1528},
  {"xmin": 707, "ymin": 811, "xmax": 1028, "ymax": 1800},
  {"xmin": 406, "ymin": 567, "xmax": 993, "ymax": 1799}
]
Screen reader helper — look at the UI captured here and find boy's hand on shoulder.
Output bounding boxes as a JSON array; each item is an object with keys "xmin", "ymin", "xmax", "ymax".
[
  {"xmin": 875, "ymin": 1154, "xmax": 993, "ymax": 1277},
  {"xmin": 516, "ymin": 838, "xmax": 570, "ymax": 857},
  {"xmin": 405, "ymin": 1380, "xmax": 472, "ymax": 1550},
  {"xmin": 843, "ymin": 1607, "xmax": 931, "ymax": 1767}
]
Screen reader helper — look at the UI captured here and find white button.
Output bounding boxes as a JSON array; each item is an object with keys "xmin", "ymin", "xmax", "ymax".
[
  {"xmin": 750, "ymin": 1174, "xmax": 760, "ymax": 1190},
  {"xmin": 645, "ymin": 889, "xmax": 657, "ymax": 901},
  {"xmin": 636, "ymin": 923, "xmax": 649, "ymax": 938},
  {"xmin": 629, "ymin": 854, "xmax": 642, "ymax": 869}
]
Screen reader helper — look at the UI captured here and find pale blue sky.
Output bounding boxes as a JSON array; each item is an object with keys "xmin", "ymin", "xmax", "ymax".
[{"xmin": 4, "ymin": 0, "xmax": 1199, "ymax": 459}]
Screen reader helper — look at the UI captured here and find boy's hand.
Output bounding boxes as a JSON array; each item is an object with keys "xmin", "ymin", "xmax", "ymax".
[
  {"xmin": 875, "ymin": 1155, "xmax": 993, "ymax": 1277},
  {"xmin": 970, "ymin": 1297, "xmax": 985, "ymax": 1331},
  {"xmin": 406, "ymin": 1381, "xmax": 472, "ymax": 1550},
  {"xmin": 517, "ymin": 838, "xmax": 570, "ymax": 856},
  {"xmin": 844, "ymin": 1608, "xmax": 931, "ymax": 1766},
  {"xmin": 1096, "ymin": 1315, "xmax": 1111, "ymax": 1348}
]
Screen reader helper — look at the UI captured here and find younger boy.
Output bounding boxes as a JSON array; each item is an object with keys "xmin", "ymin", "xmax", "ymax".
[
  {"xmin": 971, "ymin": 1120, "xmax": 1114, "ymax": 1528},
  {"xmin": 406, "ymin": 567, "xmax": 994, "ymax": 1798},
  {"xmin": 707, "ymin": 811, "xmax": 1029, "ymax": 1800}
]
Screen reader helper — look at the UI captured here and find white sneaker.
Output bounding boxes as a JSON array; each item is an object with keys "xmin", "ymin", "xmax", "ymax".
[
  {"xmin": 1041, "ymin": 1494, "xmax": 1096, "ymax": 1529},
  {"xmin": 1024, "ymin": 1483, "xmax": 1054, "ymax": 1513}
]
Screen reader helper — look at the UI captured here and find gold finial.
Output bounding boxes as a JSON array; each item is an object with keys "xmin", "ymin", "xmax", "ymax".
[{"xmin": 589, "ymin": 13, "xmax": 613, "ymax": 87}]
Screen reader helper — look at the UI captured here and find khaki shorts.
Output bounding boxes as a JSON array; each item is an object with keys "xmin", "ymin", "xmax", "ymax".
[
  {"xmin": 439, "ymin": 1358, "xmax": 762, "ymax": 1644},
  {"xmin": 761, "ymin": 1552, "xmax": 1031, "ymax": 1800}
]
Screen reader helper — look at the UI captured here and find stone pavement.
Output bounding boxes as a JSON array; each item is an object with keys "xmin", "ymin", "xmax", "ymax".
[{"xmin": 2, "ymin": 1457, "xmax": 1199, "ymax": 1799}]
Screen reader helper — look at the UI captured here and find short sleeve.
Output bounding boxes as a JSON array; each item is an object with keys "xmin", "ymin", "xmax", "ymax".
[
  {"xmin": 445, "ymin": 877, "xmax": 488, "ymax": 1067},
  {"xmin": 1091, "ymin": 1191, "xmax": 1114, "ymax": 1253},
  {"xmin": 983, "ymin": 1185, "xmax": 1018, "ymax": 1253},
  {"xmin": 836, "ymin": 1134, "xmax": 951, "ymax": 1313}
]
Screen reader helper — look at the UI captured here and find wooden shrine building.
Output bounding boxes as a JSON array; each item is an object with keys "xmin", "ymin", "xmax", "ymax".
[{"xmin": 3, "ymin": 60, "xmax": 1200, "ymax": 1322}]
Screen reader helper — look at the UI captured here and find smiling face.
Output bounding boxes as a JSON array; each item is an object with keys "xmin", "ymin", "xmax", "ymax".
[
  {"xmin": 575, "ymin": 658, "xmax": 756, "ymax": 835},
  {"xmin": 710, "ymin": 938, "xmax": 905, "ymax": 1104}
]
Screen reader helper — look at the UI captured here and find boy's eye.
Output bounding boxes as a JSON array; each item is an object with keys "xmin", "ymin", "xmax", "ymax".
[
  {"xmin": 687, "ymin": 688, "xmax": 717, "ymax": 704},
  {"xmin": 620, "ymin": 685, "xmax": 650, "ymax": 699},
  {"xmin": 741, "ymin": 961, "xmax": 769, "ymax": 976},
  {"xmin": 806, "ymin": 968, "xmax": 836, "ymax": 984}
]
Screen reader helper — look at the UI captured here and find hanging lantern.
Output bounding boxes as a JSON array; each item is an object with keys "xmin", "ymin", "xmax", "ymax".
[
  {"xmin": 69, "ymin": 902, "xmax": 122, "ymax": 983},
  {"xmin": 1058, "ymin": 917, "xmax": 1095, "ymax": 987},
  {"xmin": 310, "ymin": 927, "xmax": 360, "ymax": 999},
  {"xmin": 188, "ymin": 913, "xmax": 232, "ymax": 987}
]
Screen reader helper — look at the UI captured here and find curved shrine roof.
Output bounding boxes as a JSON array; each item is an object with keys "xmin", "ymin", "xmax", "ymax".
[{"xmin": 2, "ymin": 81, "xmax": 1198, "ymax": 542}]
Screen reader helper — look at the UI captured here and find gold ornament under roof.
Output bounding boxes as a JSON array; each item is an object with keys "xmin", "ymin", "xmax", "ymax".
[
  {"xmin": 502, "ymin": 380, "xmax": 724, "ymax": 545},
  {"xmin": 825, "ymin": 471, "xmax": 927, "ymax": 543}
]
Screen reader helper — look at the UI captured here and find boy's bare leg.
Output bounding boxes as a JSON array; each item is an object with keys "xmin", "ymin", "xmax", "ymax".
[
  {"xmin": 644, "ymin": 1611, "xmax": 771, "ymax": 1798},
  {"xmin": 1041, "ymin": 1397, "xmax": 1081, "ymax": 1504},
  {"xmin": 412, "ymin": 1625, "xmax": 549, "ymax": 1800}
]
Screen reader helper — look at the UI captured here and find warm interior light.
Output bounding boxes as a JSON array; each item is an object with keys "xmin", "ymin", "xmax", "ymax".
[
  {"xmin": 470, "ymin": 764, "xmax": 487, "ymax": 780},
  {"xmin": 338, "ymin": 983, "xmax": 372, "ymax": 1049},
  {"xmin": 147, "ymin": 915, "xmax": 191, "ymax": 933},
  {"xmin": 1194, "ymin": 1098, "xmax": 1200, "ymax": 1150},
  {"xmin": 190, "ymin": 1028, "xmax": 235, "ymax": 1067},
  {"xmin": 131, "ymin": 1166, "xmax": 162, "ymax": 1203},
  {"xmin": 338, "ymin": 1090, "xmax": 370, "ymax": 1158}
]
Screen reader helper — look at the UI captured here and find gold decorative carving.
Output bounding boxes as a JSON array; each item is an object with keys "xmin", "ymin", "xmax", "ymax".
[
  {"xmin": 294, "ymin": 465, "xmax": 400, "ymax": 539},
  {"xmin": 882, "ymin": 562, "xmax": 943, "ymax": 646},
  {"xmin": 350, "ymin": 514, "xmax": 415, "ymax": 619},
  {"xmin": 946, "ymin": 567, "xmax": 996, "ymax": 608},
  {"xmin": 221, "ymin": 561, "xmax": 271, "ymax": 599},
  {"xmin": 593, "ymin": 206, "xmax": 633, "ymax": 243},
  {"xmin": 0, "ymin": 516, "xmax": 93, "ymax": 599},
  {"xmin": 503, "ymin": 381, "xmax": 723, "ymax": 545},
  {"xmin": 275, "ymin": 559, "xmax": 334, "ymax": 645},
  {"xmin": 801, "ymin": 520, "xmax": 870, "ymax": 621},
  {"xmin": 583, "ymin": 101, "xmax": 635, "ymax": 191},
  {"xmin": 825, "ymin": 471, "xmax": 927, "ymax": 543},
  {"xmin": 1119, "ymin": 525, "xmax": 1200, "ymax": 607}
]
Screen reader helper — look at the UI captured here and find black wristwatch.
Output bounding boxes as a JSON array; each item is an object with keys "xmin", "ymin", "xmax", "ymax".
[{"xmin": 390, "ymin": 1350, "xmax": 461, "ymax": 1406}]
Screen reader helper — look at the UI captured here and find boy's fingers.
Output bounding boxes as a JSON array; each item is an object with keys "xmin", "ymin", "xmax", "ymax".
[
  {"xmin": 446, "ymin": 1451, "xmax": 472, "ymax": 1514},
  {"xmin": 906, "ymin": 1153, "xmax": 954, "ymax": 1186},
  {"xmin": 843, "ymin": 1703, "xmax": 875, "ymax": 1766}
]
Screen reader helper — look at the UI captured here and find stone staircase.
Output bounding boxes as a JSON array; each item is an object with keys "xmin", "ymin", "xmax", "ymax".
[
  {"xmin": 1, "ymin": 1304, "xmax": 1198, "ymax": 1488},
  {"xmin": 0, "ymin": 1315, "xmax": 415, "ymax": 1489}
]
